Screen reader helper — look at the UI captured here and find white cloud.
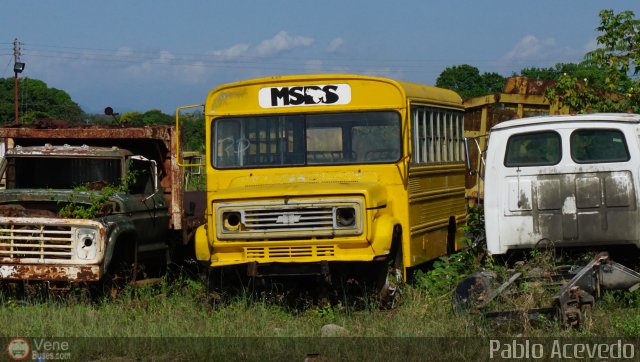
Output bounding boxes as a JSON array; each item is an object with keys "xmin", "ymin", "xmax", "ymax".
[
  {"xmin": 208, "ymin": 43, "xmax": 251, "ymax": 59},
  {"xmin": 326, "ymin": 37, "xmax": 345, "ymax": 53},
  {"xmin": 121, "ymin": 50, "xmax": 207, "ymax": 85},
  {"xmin": 497, "ymin": 35, "xmax": 583, "ymax": 71},
  {"xmin": 205, "ymin": 31, "xmax": 314, "ymax": 63},
  {"xmin": 157, "ymin": 50, "xmax": 175, "ymax": 64},
  {"xmin": 114, "ymin": 47, "xmax": 134, "ymax": 58},
  {"xmin": 254, "ymin": 31, "xmax": 314, "ymax": 57},
  {"xmin": 502, "ymin": 35, "xmax": 556, "ymax": 63}
]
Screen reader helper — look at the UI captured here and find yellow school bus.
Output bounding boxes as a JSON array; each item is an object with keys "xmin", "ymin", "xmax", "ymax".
[{"xmin": 193, "ymin": 74, "xmax": 466, "ymax": 302}]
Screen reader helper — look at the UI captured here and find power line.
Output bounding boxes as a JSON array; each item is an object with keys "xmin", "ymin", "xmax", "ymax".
[
  {"xmin": 1, "ymin": 57, "xmax": 11, "ymax": 78},
  {"xmin": 19, "ymin": 42, "xmax": 510, "ymax": 70}
]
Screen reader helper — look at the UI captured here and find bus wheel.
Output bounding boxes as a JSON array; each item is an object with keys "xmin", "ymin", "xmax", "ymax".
[
  {"xmin": 205, "ymin": 267, "xmax": 223, "ymax": 298},
  {"xmin": 378, "ymin": 237, "xmax": 403, "ymax": 309},
  {"xmin": 447, "ymin": 216, "xmax": 457, "ymax": 254}
]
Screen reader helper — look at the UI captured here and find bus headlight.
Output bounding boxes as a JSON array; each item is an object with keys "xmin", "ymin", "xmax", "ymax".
[
  {"xmin": 335, "ymin": 207, "xmax": 356, "ymax": 228},
  {"xmin": 223, "ymin": 211, "xmax": 243, "ymax": 231},
  {"xmin": 76, "ymin": 228, "xmax": 97, "ymax": 260}
]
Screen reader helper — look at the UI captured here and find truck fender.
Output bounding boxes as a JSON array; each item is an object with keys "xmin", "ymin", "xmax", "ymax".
[
  {"xmin": 101, "ymin": 220, "xmax": 137, "ymax": 276},
  {"xmin": 370, "ymin": 214, "xmax": 402, "ymax": 256},
  {"xmin": 194, "ymin": 225, "xmax": 211, "ymax": 261}
]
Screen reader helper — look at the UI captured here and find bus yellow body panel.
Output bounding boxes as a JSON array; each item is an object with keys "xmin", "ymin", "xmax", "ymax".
[{"xmin": 196, "ymin": 74, "xmax": 466, "ymax": 279}]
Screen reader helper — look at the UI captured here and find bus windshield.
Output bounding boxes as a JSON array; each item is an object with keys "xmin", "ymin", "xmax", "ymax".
[{"xmin": 213, "ymin": 111, "xmax": 401, "ymax": 168}]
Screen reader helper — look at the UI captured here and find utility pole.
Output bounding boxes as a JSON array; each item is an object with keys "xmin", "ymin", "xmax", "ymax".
[{"xmin": 13, "ymin": 38, "xmax": 25, "ymax": 124}]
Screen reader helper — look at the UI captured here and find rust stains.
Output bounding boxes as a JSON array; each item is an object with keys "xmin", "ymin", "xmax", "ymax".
[
  {"xmin": 0, "ymin": 205, "xmax": 57, "ymax": 218},
  {"xmin": 0, "ymin": 264, "xmax": 100, "ymax": 282},
  {"xmin": 0, "ymin": 123, "xmax": 172, "ymax": 142}
]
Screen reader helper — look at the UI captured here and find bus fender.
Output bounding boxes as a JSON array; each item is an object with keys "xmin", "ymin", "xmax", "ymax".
[
  {"xmin": 370, "ymin": 214, "xmax": 401, "ymax": 256},
  {"xmin": 194, "ymin": 225, "xmax": 211, "ymax": 261}
]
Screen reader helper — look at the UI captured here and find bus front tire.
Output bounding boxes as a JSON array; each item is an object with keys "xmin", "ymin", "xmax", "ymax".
[{"xmin": 377, "ymin": 231, "xmax": 403, "ymax": 309}]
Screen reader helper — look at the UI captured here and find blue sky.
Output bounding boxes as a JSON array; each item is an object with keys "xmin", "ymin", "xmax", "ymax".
[{"xmin": 1, "ymin": 1, "xmax": 638, "ymax": 115}]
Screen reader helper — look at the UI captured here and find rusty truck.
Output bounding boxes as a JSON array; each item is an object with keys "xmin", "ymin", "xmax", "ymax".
[{"xmin": 0, "ymin": 122, "xmax": 205, "ymax": 291}]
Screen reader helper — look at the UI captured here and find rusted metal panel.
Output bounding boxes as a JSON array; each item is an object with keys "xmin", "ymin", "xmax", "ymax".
[
  {"xmin": 9, "ymin": 144, "xmax": 130, "ymax": 158},
  {"xmin": 0, "ymin": 124, "xmax": 172, "ymax": 142},
  {"xmin": 0, "ymin": 264, "xmax": 100, "ymax": 281},
  {"xmin": 170, "ymin": 124, "xmax": 183, "ymax": 230},
  {"xmin": 502, "ymin": 76, "xmax": 557, "ymax": 96}
]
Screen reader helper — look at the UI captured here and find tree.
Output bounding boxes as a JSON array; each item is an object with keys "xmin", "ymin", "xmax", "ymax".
[
  {"xmin": 0, "ymin": 78, "xmax": 84, "ymax": 123},
  {"xmin": 180, "ymin": 111, "xmax": 205, "ymax": 152},
  {"xmin": 546, "ymin": 10, "xmax": 640, "ymax": 113},
  {"xmin": 107, "ymin": 109, "xmax": 174, "ymax": 126},
  {"xmin": 436, "ymin": 65, "xmax": 505, "ymax": 99},
  {"xmin": 480, "ymin": 72, "xmax": 507, "ymax": 95}
]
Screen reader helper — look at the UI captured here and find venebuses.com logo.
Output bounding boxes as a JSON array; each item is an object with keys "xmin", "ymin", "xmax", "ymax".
[
  {"xmin": 7, "ymin": 338, "xmax": 30, "ymax": 361},
  {"xmin": 6, "ymin": 338, "xmax": 72, "ymax": 361}
]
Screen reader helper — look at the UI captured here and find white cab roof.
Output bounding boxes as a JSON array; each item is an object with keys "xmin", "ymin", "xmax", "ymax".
[{"xmin": 491, "ymin": 113, "xmax": 640, "ymax": 131}]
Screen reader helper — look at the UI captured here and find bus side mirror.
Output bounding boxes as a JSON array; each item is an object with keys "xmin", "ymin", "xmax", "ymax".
[
  {"xmin": 464, "ymin": 137, "xmax": 486, "ymax": 178},
  {"xmin": 464, "ymin": 138, "xmax": 475, "ymax": 175}
]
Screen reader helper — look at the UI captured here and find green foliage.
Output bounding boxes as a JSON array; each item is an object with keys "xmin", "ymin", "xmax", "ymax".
[
  {"xmin": 436, "ymin": 64, "xmax": 505, "ymax": 99},
  {"xmin": 0, "ymin": 78, "xmax": 84, "ymax": 123},
  {"xmin": 615, "ymin": 314, "xmax": 640, "ymax": 336},
  {"xmin": 520, "ymin": 63, "xmax": 607, "ymax": 85},
  {"xmin": 414, "ymin": 253, "xmax": 475, "ymax": 298},
  {"xmin": 115, "ymin": 109, "xmax": 173, "ymax": 126},
  {"xmin": 519, "ymin": 66, "xmax": 562, "ymax": 81},
  {"xmin": 180, "ymin": 111, "xmax": 206, "ymax": 152},
  {"xmin": 414, "ymin": 206, "xmax": 486, "ymax": 297},
  {"xmin": 58, "ymin": 172, "xmax": 137, "ymax": 219},
  {"xmin": 308, "ymin": 303, "xmax": 341, "ymax": 322},
  {"xmin": 546, "ymin": 10, "xmax": 640, "ymax": 113},
  {"xmin": 460, "ymin": 205, "xmax": 485, "ymax": 248}
]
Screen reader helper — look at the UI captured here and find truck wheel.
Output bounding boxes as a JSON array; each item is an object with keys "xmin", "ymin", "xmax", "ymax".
[{"xmin": 101, "ymin": 241, "xmax": 137, "ymax": 299}]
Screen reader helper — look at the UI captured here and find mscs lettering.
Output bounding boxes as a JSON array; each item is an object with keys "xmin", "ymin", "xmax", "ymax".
[
  {"xmin": 271, "ymin": 86, "xmax": 339, "ymax": 106},
  {"xmin": 258, "ymin": 84, "xmax": 351, "ymax": 108}
]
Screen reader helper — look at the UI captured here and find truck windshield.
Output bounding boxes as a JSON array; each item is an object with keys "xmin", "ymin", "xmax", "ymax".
[
  {"xmin": 213, "ymin": 111, "xmax": 401, "ymax": 168},
  {"xmin": 4, "ymin": 157, "xmax": 121, "ymax": 189}
]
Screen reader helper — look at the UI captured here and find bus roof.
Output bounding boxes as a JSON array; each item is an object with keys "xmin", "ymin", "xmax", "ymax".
[
  {"xmin": 205, "ymin": 74, "xmax": 463, "ymax": 112},
  {"xmin": 491, "ymin": 113, "xmax": 640, "ymax": 131}
]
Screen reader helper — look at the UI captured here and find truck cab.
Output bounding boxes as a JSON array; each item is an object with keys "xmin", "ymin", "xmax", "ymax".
[
  {"xmin": 0, "ymin": 124, "xmax": 205, "ymax": 288},
  {"xmin": 0, "ymin": 143, "xmax": 168, "ymax": 283},
  {"xmin": 484, "ymin": 113, "xmax": 640, "ymax": 254}
]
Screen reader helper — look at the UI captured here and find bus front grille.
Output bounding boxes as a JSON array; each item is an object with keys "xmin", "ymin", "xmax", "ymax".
[
  {"xmin": 245, "ymin": 245, "xmax": 336, "ymax": 259},
  {"xmin": 244, "ymin": 207, "xmax": 334, "ymax": 231},
  {"xmin": 216, "ymin": 198, "xmax": 363, "ymax": 240}
]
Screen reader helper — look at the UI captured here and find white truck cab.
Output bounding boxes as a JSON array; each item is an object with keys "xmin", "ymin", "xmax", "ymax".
[{"xmin": 484, "ymin": 113, "xmax": 640, "ymax": 254}]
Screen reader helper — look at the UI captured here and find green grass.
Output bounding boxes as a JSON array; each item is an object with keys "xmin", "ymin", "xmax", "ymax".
[
  {"xmin": 2, "ymin": 272, "xmax": 640, "ymax": 361},
  {"xmin": 1, "ymin": 275, "xmax": 638, "ymax": 338}
]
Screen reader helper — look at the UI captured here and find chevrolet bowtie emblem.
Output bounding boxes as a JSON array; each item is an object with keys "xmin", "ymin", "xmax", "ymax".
[{"xmin": 276, "ymin": 213, "xmax": 302, "ymax": 224}]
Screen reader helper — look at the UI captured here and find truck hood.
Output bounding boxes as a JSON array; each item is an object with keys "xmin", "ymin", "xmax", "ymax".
[
  {"xmin": 215, "ymin": 171, "xmax": 389, "ymax": 209},
  {"xmin": 0, "ymin": 189, "xmax": 98, "ymax": 203},
  {"xmin": 0, "ymin": 189, "xmax": 122, "ymax": 217}
]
